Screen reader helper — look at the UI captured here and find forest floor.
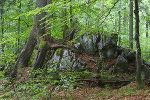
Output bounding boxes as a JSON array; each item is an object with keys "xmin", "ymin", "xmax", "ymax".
[
  {"xmin": 0, "ymin": 77, "xmax": 150, "ymax": 100},
  {"xmin": 53, "ymin": 83, "xmax": 150, "ymax": 100},
  {"xmin": 0, "ymin": 53, "xmax": 150, "ymax": 99}
]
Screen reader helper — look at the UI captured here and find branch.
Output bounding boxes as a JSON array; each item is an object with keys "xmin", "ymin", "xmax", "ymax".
[{"xmin": 99, "ymin": 0, "xmax": 120, "ymax": 26}]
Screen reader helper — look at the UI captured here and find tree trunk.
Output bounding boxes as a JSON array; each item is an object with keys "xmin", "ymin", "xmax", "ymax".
[
  {"xmin": 0, "ymin": 2, "xmax": 5, "ymax": 71},
  {"xmin": 87, "ymin": 0, "xmax": 91, "ymax": 26},
  {"xmin": 69, "ymin": 0, "xmax": 75, "ymax": 40},
  {"xmin": 124, "ymin": 8, "xmax": 127, "ymax": 33},
  {"xmin": 134, "ymin": 0, "xmax": 143, "ymax": 88},
  {"xmin": 0, "ymin": 3, "xmax": 5, "ymax": 52},
  {"xmin": 33, "ymin": 0, "xmax": 52, "ymax": 70},
  {"xmin": 15, "ymin": 0, "xmax": 47, "ymax": 68},
  {"xmin": 118, "ymin": 0, "xmax": 121, "ymax": 45},
  {"xmin": 62, "ymin": 0, "xmax": 68, "ymax": 40},
  {"xmin": 146, "ymin": 21, "xmax": 148, "ymax": 38},
  {"xmin": 101, "ymin": 0, "xmax": 104, "ymax": 13},
  {"xmin": 129, "ymin": 0, "xmax": 133, "ymax": 49},
  {"xmin": 70, "ymin": 0, "xmax": 73, "ymax": 27},
  {"xmin": 33, "ymin": 43, "xmax": 49, "ymax": 70},
  {"xmin": 99, "ymin": 0, "xmax": 104, "ymax": 28},
  {"xmin": 17, "ymin": 0, "xmax": 21, "ymax": 53}
]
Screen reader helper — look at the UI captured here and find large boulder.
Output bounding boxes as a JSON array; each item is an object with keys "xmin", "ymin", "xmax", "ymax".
[
  {"xmin": 79, "ymin": 33, "xmax": 118, "ymax": 57},
  {"xmin": 114, "ymin": 55, "xmax": 129, "ymax": 73},
  {"xmin": 79, "ymin": 33, "xmax": 99, "ymax": 55},
  {"xmin": 97, "ymin": 33, "xmax": 118, "ymax": 59},
  {"xmin": 49, "ymin": 49, "xmax": 87, "ymax": 71},
  {"xmin": 121, "ymin": 49, "xmax": 136, "ymax": 63},
  {"xmin": 141, "ymin": 60, "xmax": 150, "ymax": 79}
]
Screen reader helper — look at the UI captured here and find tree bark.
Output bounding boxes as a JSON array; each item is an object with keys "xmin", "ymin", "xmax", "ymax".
[
  {"xmin": 33, "ymin": 0, "xmax": 52, "ymax": 70},
  {"xmin": 124, "ymin": 8, "xmax": 127, "ymax": 33},
  {"xmin": 99, "ymin": 0, "xmax": 104, "ymax": 28},
  {"xmin": 134, "ymin": 0, "xmax": 143, "ymax": 88},
  {"xmin": 62, "ymin": 0, "xmax": 68, "ymax": 40},
  {"xmin": 17, "ymin": 0, "xmax": 21, "ymax": 53},
  {"xmin": 118, "ymin": 0, "xmax": 121, "ymax": 45},
  {"xmin": 70, "ymin": 0, "xmax": 73, "ymax": 27},
  {"xmin": 146, "ymin": 21, "xmax": 148, "ymax": 38},
  {"xmin": 129, "ymin": 0, "xmax": 133, "ymax": 49},
  {"xmin": 15, "ymin": 0, "xmax": 47, "ymax": 68},
  {"xmin": 0, "ymin": 2, "xmax": 5, "ymax": 52},
  {"xmin": 0, "ymin": 2, "xmax": 5, "ymax": 71},
  {"xmin": 87, "ymin": 0, "xmax": 91, "ymax": 26}
]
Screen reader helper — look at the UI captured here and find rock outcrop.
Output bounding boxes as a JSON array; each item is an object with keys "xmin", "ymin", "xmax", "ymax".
[{"xmin": 46, "ymin": 33, "xmax": 150, "ymax": 81}]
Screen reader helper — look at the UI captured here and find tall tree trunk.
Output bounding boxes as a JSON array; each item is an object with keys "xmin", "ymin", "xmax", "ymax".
[
  {"xmin": 70, "ymin": 0, "xmax": 73, "ymax": 27},
  {"xmin": 101, "ymin": 0, "xmax": 104, "ymax": 13},
  {"xmin": 118, "ymin": 0, "xmax": 121, "ymax": 45},
  {"xmin": 129, "ymin": 0, "xmax": 133, "ymax": 49},
  {"xmin": 124, "ymin": 8, "xmax": 127, "ymax": 33},
  {"xmin": 134, "ymin": 0, "xmax": 143, "ymax": 88},
  {"xmin": 146, "ymin": 21, "xmax": 148, "ymax": 38},
  {"xmin": 69, "ymin": 0, "xmax": 75, "ymax": 40},
  {"xmin": 15, "ymin": 0, "xmax": 48, "ymax": 68},
  {"xmin": 33, "ymin": 0, "xmax": 52, "ymax": 70},
  {"xmin": 17, "ymin": 0, "xmax": 21, "ymax": 53},
  {"xmin": 0, "ymin": 3, "xmax": 5, "ymax": 71},
  {"xmin": 87, "ymin": 0, "xmax": 91, "ymax": 26},
  {"xmin": 62, "ymin": 0, "xmax": 68, "ymax": 40},
  {"xmin": 0, "ymin": 4, "xmax": 5, "ymax": 52},
  {"xmin": 99, "ymin": 0, "xmax": 104, "ymax": 28},
  {"xmin": 115, "ymin": 17, "xmax": 117, "ymax": 32}
]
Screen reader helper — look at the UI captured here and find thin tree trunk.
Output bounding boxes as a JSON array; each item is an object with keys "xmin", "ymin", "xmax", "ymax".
[
  {"xmin": 115, "ymin": 17, "xmax": 117, "ymax": 32},
  {"xmin": 134, "ymin": 0, "xmax": 143, "ymax": 88},
  {"xmin": 101, "ymin": 0, "xmax": 104, "ymax": 13},
  {"xmin": 87, "ymin": 0, "xmax": 91, "ymax": 26},
  {"xmin": 0, "ymin": 4, "xmax": 5, "ymax": 71},
  {"xmin": 129, "ymin": 0, "xmax": 133, "ymax": 49},
  {"xmin": 62, "ymin": 0, "xmax": 68, "ymax": 40},
  {"xmin": 17, "ymin": 0, "xmax": 21, "ymax": 53},
  {"xmin": 124, "ymin": 8, "xmax": 127, "ymax": 33},
  {"xmin": 99, "ymin": 0, "xmax": 104, "ymax": 28},
  {"xmin": 70, "ymin": 0, "xmax": 73, "ymax": 28},
  {"xmin": 0, "ymin": 4, "xmax": 4, "ymax": 52},
  {"xmin": 146, "ymin": 21, "xmax": 148, "ymax": 38},
  {"xmin": 69, "ymin": 0, "xmax": 75, "ymax": 40},
  {"xmin": 118, "ymin": 0, "xmax": 121, "ymax": 45}
]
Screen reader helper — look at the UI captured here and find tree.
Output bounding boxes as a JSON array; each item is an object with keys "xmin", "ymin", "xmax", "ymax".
[
  {"xmin": 13, "ymin": 0, "xmax": 48, "ymax": 72},
  {"xmin": 118, "ymin": 0, "xmax": 121, "ymax": 45},
  {"xmin": 62, "ymin": 0, "xmax": 68, "ymax": 40},
  {"xmin": 33, "ymin": 0, "xmax": 51, "ymax": 70},
  {"xmin": 0, "ymin": 0, "xmax": 6, "ymax": 71},
  {"xmin": 17, "ymin": 0, "xmax": 22, "ymax": 53},
  {"xmin": 134, "ymin": 0, "xmax": 143, "ymax": 88},
  {"xmin": 145, "ymin": 5, "xmax": 149, "ymax": 38},
  {"xmin": 123, "ymin": 8, "xmax": 127, "ymax": 34},
  {"xmin": 0, "ymin": 0, "xmax": 6, "ymax": 52},
  {"xmin": 146, "ymin": 21, "xmax": 148, "ymax": 37},
  {"xmin": 129, "ymin": 0, "xmax": 133, "ymax": 49}
]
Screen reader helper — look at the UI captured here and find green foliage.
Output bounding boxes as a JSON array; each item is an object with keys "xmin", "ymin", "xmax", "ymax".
[{"xmin": 0, "ymin": 0, "xmax": 34, "ymax": 68}]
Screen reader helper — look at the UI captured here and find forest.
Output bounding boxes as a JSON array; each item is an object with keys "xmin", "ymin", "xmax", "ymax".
[{"xmin": 0, "ymin": 0, "xmax": 150, "ymax": 99}]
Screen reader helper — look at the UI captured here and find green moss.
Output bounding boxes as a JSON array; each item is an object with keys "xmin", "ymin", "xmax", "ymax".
[
  {"xmin": 39, "ymin": 39, "xmax": 46, "ymax": 48},
  {"xmin": 56, "ymin": 49, "xmax": 63, "ymax": 56}
]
